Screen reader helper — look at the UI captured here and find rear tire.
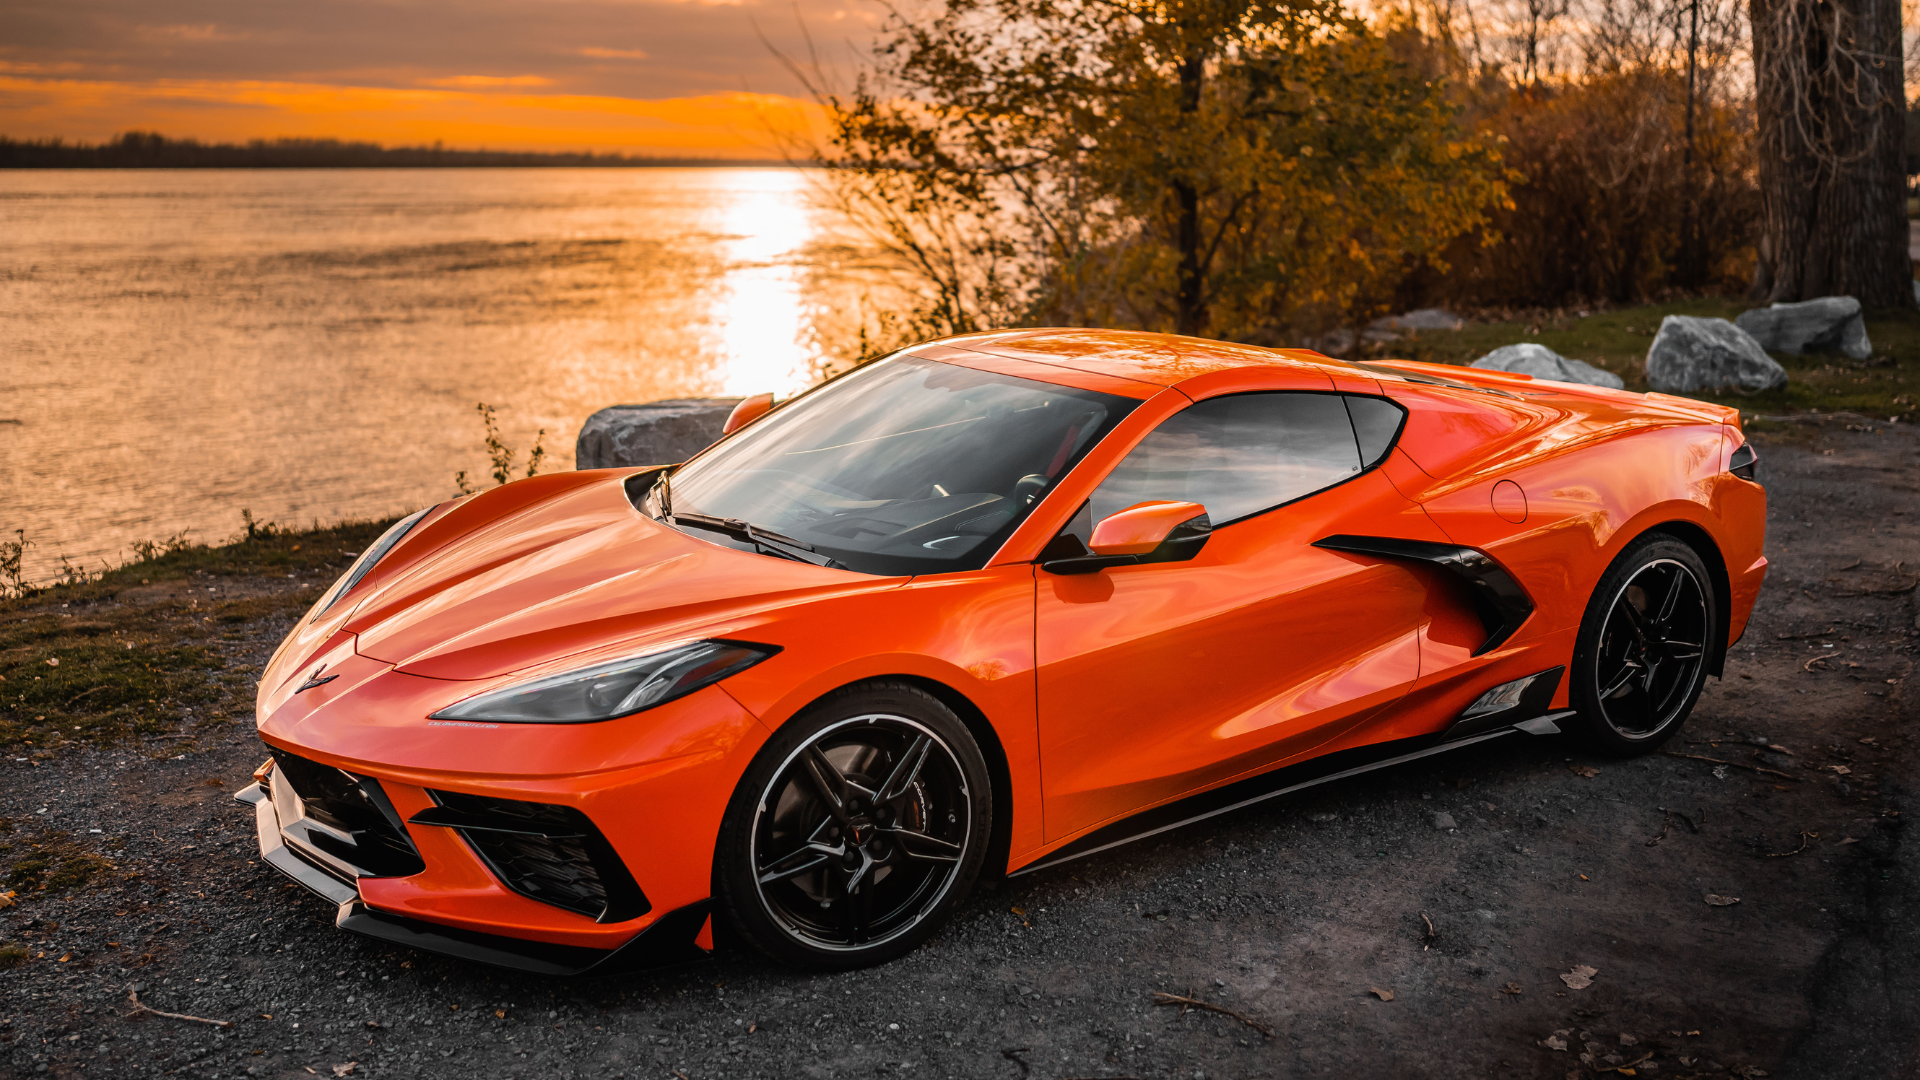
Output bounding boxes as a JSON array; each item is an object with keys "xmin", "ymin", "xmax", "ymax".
[
  {"xmin": 1568, "ymin": 534, "xmax": 1717, "ymax": 755},
  {"xmin": 713, "ymin": 681, "xmax": 992, "ymax": 969}
]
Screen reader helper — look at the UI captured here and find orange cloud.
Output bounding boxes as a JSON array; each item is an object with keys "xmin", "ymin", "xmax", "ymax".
[
  {"xmin": 137, "ymin": 24, "xmax": 251, "ymax": 42},
  {"xmin": 578, "ymin": 48, "xmax": 650, "ymax": 60},
  {"xmin": 420, "ymin": 75, "xmax": 554, "ymax": 88},
  {"xmin": 0, "ymin": 75, "xmax": 828, "ymax": 157}
]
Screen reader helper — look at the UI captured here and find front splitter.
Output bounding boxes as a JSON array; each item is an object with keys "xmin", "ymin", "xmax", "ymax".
[{"xmin": 235, "ymin": 783, "xmax": 710, "ymax": 977}]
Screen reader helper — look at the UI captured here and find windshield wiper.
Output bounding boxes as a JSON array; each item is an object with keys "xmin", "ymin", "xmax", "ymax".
[{"xmin": 669, "ymin": 511, "xmax": 846, "ymax": 570}]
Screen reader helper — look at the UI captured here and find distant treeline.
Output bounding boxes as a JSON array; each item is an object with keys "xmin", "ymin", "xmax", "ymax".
[{"xmin": 0, "ymin": 131, "xmax": 784, "ymax": 168}]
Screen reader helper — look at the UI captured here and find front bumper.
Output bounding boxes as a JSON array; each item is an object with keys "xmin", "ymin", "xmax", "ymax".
[{"xmin": 236, "ymin": 776, "xmax": 710, "ymax": 977}]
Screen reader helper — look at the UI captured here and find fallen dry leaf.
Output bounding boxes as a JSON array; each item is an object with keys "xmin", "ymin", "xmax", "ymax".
[
  {"xmin": 1705, "ymin": 894, "xmax": 1741, "ymax": 907},
  {"xmin": 1369, "ymin": 987, "xmax": 1394, "ymax": 1001},
  {"xmin": 0, "ymin": 890, "xmax": 15, "ymax": 909},
  {"xmin": 1544, "ymin": 1035, "xmax": 1569, "ymax": 1051},
  {"xmin": 1560, "ymin": 965, "xmax": 1598, "ymax": 990},
  {"xmin": 1838, "ymin": 837, "xmax": 1861, "ymax": 845},
  {"xmin": 1827, "ymin": 765, "xmax": 1853, "ymax": 775},
  {"xmin": 331, "ymin": 1064, "xmax": 356, "ymax": 1077},
  {"xmin": 1569, "ymin": 764, "xmax": 1600, "ymax": 778},
  {"xmin": 45, "ymin": 657, "xmax": 59, "ymax": 667},
  {"xmin": 56, "ymin": 953, "xmax": 71, "ymax": 963},
  {"xmin": 495, "ymin": 1009, "xmax": 506, "ymax": 1019}
]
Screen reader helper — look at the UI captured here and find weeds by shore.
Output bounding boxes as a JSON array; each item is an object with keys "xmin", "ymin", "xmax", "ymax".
[{"xmin": 0, "ymin": 516, "xmax": 398, "ymax": 753}]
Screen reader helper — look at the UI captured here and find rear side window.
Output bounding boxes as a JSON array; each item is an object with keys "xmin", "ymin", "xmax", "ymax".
[
  {"xmin": 1343, "ymin": 395, "xmax": 1407, "ymax": 467},
  {"xmin": 1086, "ymin": 392, "xmax": 1364, "ymax": 528}
]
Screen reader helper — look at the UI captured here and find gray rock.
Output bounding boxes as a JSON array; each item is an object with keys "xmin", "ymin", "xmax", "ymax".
[
  {"xmin": 1370, "ymin": 308, "xmax": 1466, "ymax": 333},
  {"xmin": 1646, "ymin": 316, "xmax": 1789, "ymax": 394},
  {"xmin": 574, "ymin": 397, "xmax": 741, "ymax": 470},
  {"xmin": 1734, "ymin": 296, "xmax": 1870, "ymax": 360},
  {"xmin": 1434, "ymin": 812, "xmax": 1458, "ymax": 831},
  {"xmin": 1471, "ymin": 343, "xmax": 1625, "ymax": 389}
]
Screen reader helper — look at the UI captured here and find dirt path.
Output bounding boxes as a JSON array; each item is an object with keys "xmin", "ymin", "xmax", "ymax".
[{"xmin": 3, "ymin": 424, "xmax": 1915, "ymax": 1080}]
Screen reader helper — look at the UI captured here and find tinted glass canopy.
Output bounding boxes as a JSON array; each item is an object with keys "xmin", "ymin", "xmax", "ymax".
[{"xmin": 658, "ymin": 356, "xmax": 1137, "ymax": 576}]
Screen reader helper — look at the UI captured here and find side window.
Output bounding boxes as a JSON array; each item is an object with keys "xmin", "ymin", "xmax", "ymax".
[
  {"xmin": 1086, "ymin": 392, "xmax": 1365, "ymax": 529},
  {"xmin": 1343, "ymin": 395, "xmax": 1406, "ymax": 468}
]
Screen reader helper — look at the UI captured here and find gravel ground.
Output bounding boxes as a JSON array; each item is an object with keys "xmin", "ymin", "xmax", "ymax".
[{"xmin": 3, "ymin": 423, "xmax": 1916, "ymax": 1080}]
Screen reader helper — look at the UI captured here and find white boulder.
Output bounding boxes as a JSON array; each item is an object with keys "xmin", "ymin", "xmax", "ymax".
[
  {"xmin": 575, "ymin": 397, "xmax": 742, "ymax": 470},
  {"xmin": 1646, "ymin": 316, "xmax": 1788, "ymax": 394},
  {"xmin": 1471, "ymin": 343, "xmax": 1625, "ymax": 389},
  {"xmin": 1734, "ymin": 296, "xmax": 1870, "ymax": 360}
]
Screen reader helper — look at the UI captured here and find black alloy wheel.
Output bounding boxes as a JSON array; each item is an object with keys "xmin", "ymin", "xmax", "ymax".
[
  {"xmin": 1569, "ymin": 535, "xmax": 1717, "ymax": 754},
  {"xmin": 715, "ymin": 682, "xmax": 991, "ymax": 968}
]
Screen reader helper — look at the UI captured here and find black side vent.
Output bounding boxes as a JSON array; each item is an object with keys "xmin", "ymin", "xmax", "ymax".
[
  {"xmin": 411, "ymin": 792, "xmax": 650, "ymax": 924},
  {"xmin": 269, "ymin": 748, "xmax": 425, "ymax": 878},
  {"xmin": 1311, "ymin": 535, "xmax": 1535, "ymax": 656}
]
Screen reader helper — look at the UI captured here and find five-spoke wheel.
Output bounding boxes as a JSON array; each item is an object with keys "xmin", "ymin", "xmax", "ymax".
[
  {"xmin": 1570, "ymin": 535, "xmax": 1718, "ymax": 753},
  {"xmin": 716, "ymin": 683, "xmax": 991, "ymax": 968}
]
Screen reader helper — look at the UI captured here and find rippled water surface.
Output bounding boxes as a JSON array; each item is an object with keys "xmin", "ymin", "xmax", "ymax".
[{"xmin": 1, "ymin": 168, "xmax": 861, "ymax": 582}]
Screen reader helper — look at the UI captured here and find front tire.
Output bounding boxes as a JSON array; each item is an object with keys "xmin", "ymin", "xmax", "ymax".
[
  {"xmin": 714, "ymin": 682, "xmax": 992, "ymax": 969},
  {"xmin": 1568, "ymin": 534, "xmax": 1717, "ymax": 755}
]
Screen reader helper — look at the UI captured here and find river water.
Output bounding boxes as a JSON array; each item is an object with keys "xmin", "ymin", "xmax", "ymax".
[{"xmin": 0, "ymin": 168, "xmax": 870, "ymax": 584}]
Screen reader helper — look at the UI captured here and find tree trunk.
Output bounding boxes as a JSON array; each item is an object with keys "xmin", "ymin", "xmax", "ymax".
[
  {"xmin": 1173, "ymin": 50, "xmax": 1208, "ymax": 336},
  {"xmin": 1750, "ymin": 0, "xmax": 1911, "ymax": 307}
]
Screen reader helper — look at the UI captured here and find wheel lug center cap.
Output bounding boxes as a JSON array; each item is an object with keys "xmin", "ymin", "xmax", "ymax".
[{"xmin": 848, "ymin": 816, "xmax": 874, "ymax": 846}]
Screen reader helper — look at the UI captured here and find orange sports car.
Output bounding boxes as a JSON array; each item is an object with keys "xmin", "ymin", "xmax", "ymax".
[{"xmin": 239, "ymin": 329, "xmax": 1768, "ymax": 973}]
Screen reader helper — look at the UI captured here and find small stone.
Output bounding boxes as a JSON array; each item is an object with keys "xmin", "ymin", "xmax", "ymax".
[
  {"xmin": 1371, "ymin": 308, "xmax": 1466, "ymax": 333},
  {"xmin": 1433, "ymin": 812, "xmax": 1458, "ymax": 830},
  {"xmin": 1472, "ymin": 343, "xmax": 1625, "ymax": 389},
  {"xmin": 1620, "ymin": 1033, "xmax": 1639, "ymax": 1046}
]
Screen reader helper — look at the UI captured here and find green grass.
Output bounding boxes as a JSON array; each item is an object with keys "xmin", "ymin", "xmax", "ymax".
[
  {"xmin": 1373, "ymin": 297, "xmax": 1920, "ymax": 427},
  {"xmin": 0, "ymin": 515, "xmax": 400, "ymax": 749},
  {"xmin": 2, "ymin": 833, "xmax": 115, "ymax": 894}
]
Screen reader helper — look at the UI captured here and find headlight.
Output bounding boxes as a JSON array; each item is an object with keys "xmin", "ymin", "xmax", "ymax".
[
  {"xmin": 428, "ymin": 640, "xmax": 779, "ymax": 724},
  {"xmin": 310, "ymin": 506, "xmax": 433, "ymax": 620}
]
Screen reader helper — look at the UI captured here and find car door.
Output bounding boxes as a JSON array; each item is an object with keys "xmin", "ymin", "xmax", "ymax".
[{"xmin": 1034, "ymin": 390, "xmax": 1438, "ymax": 842}]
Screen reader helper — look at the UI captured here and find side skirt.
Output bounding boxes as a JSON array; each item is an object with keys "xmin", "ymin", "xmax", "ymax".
[{"xmin": 1011, "ymin": 711, "xmax": 1573, "ymax": 878}]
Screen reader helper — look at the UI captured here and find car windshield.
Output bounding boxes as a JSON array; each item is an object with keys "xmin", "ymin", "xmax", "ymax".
[{"xmin": 653, "ymin": 355, "xmax": 1137, "ymax": 576}]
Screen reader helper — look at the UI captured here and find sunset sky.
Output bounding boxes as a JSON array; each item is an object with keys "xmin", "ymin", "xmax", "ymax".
[{"xmin": 0, "ymin": 0, "xmax": 878, "ymax": 156}]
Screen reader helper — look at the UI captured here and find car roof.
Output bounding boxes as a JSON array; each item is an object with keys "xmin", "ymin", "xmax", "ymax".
[{"xmin": 918, "ymin": 328, "xmax": 1348, "ymax": 393}]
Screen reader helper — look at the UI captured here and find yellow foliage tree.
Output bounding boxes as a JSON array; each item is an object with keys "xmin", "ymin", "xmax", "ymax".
[{"xmin": 815, "ymin": 0, "xmax": 1509, "ymax": 346}]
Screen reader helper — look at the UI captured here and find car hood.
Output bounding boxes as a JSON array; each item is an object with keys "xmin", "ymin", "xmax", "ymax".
[{"xmin": 338, "ymin": 473, "xmax": 902, "ymax": 682}]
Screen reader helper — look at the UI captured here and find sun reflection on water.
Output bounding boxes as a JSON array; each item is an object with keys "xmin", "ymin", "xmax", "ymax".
[{"xmin": 713, "ymin": 170, "xmax": 820, "ymax": 398}]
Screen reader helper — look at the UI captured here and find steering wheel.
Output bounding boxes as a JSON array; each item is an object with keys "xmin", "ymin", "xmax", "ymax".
[{"xmin": 1012, "ymin": 473, "xmax": 1051, "ymax": 506}]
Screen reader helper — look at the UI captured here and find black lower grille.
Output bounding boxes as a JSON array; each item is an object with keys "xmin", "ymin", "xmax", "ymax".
[
  {"xmin": 411, "ymin": 791, "xmax": 649, "ymax": 924},
  {"xmin": 270, "ymin": 748, "xmax": 424, "ymax": 879}
]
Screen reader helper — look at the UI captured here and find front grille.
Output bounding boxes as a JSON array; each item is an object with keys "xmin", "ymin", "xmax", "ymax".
[
  {"xmin": 270, "ymin": 748, "xmax": 425, "ymax": 879},
  {"xmin": 414, "ymin": 791, "xmax": 650, "ymax": 924}
]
